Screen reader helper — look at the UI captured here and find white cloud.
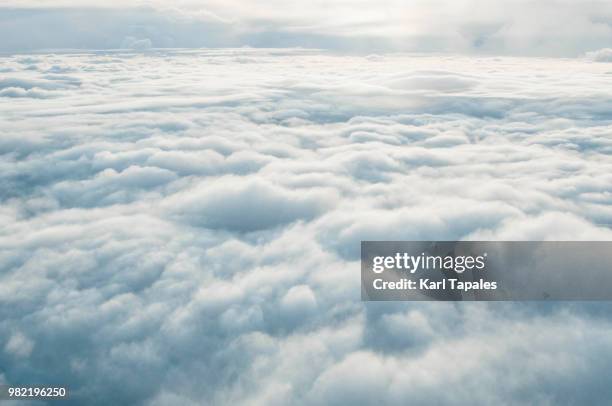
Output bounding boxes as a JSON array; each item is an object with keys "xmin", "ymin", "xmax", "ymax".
[
  {"xmin": 4, "ymin": 332, "xmax": 34, "ymax": 358},
  {"xmin": 164, "ymin": 176, "xmax": 338, "ymax": 231},
  {"xmin": 586, "ymin": 48, "xmax": 612, "ymax": 62},
  {"xmin": 1, "ymin": 49, "xmax": 612, "ymax": 404}
]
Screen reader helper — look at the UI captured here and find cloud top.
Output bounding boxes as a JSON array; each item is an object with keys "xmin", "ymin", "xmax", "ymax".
[{"xmin": 1, "ymin": 49, "xmax": 612, "ymax": 404}]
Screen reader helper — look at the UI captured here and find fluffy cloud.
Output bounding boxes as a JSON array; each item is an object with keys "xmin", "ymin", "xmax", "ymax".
[
  {"xmin": 1, "ymin": 49, "xmax": 612, "ymax": 405},
  {"xmin": 164, "ymin": 176, "xmax": 338, "ymax": 232},
  {"xmin": 4, "ymin": 331, "xmax": 34, "ymax": 359}
]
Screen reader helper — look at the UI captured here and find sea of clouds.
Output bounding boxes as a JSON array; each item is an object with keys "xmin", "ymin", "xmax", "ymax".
[{"xmin": 1, "ymin": 49, "xmax": 612, "ymax": 405}]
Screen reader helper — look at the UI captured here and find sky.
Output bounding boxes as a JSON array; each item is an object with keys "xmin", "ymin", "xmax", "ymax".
[
  {"xmin": 1, "ymin": 48, "xmax": 612, "ymax": 405},
  {"xmin": 1, "ymin": 0, "xmax": 612, "ymax": 55}
]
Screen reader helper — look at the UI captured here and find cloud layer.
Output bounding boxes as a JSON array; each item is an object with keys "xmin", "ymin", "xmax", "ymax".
[{"xmin": 1, "ymin": 49, "xmax": 612, "ymax": 405}]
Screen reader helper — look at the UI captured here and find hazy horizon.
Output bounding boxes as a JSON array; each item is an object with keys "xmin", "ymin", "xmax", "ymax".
[{"xmin": 2, "ymin": 1, "xmax": 612, "ymax": 56}]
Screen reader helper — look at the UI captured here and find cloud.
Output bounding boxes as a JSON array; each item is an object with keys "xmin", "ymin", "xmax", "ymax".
[
  {"xmin": 586, "ymin": 48, "xmax": 612, "ymax": 62},
  {"xmin": 4, "ymin": 331, "xmax": 34, "ymax": 358},
  {"xmin": 121, "ymin": 36, "xmax": 153, "ymax": 50},
  {"xmin": 164, "ymin": 176, "xmax": 338, "ymax": 231},
  {"xmin": 305, "ymin": 309, "xmax": 612, "ymax": 405},
  {"xmin": 1, "ymin": 1, "xmax": 612, "ymax": 55},
  {"xmin": 0, "ymin": 86, "xmax": 52, "ymax": 98},
  {"xmin": 1, "ymin": 49, "xmax": 612, "ymax": 405},
  {"xmin": 0, "ymin": 76, "xmax": 78, "ymax": 98}
]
